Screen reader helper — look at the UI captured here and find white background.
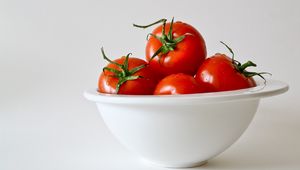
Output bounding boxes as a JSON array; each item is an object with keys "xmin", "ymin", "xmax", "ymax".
[{"xmin": 0, "ymin": 0, "xmax": 299, "ymax": 169}]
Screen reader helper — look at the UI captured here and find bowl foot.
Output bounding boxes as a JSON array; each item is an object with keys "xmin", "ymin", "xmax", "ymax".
[{"xmin": 141, "ymin": 158, "xmax": 208, "ymax": 168}]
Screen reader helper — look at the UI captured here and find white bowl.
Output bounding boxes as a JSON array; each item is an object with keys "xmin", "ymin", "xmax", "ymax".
[{"xmin": 84, "ymin": 79, "xmax": 288, "ymax": 168}]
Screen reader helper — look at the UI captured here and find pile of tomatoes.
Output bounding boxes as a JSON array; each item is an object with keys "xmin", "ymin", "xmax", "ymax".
[{"xmin": 98, "ymin": 18, "xmax": 267, "ymax": 95}]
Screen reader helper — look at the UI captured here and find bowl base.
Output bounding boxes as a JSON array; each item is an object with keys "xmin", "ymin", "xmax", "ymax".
[{"xmin": 141, "ymin": 158, "xmax": 208, "ymax": 168}]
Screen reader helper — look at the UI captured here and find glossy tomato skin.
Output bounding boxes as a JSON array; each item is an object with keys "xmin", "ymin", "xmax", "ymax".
[
  {"xmin": 98, "ymin": 57, "xmax": 158, "ymax": 95},
  {"xmin": 146, "ymin": 21, "xmax": 206, "ymax": 77},
  {"xmin": 195, "ymin": 54, "xmax": 256, "ymax": 92},
  {"xmin": 154, "ymin": 73, "xmax": 207, "ymax": 95}
]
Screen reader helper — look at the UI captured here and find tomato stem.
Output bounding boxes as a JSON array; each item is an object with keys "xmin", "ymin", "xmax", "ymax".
[
  {"xmin": 220, "ymin": 42, "xmax": 271, "ymax": 82},
  {"xmin": 133, "ymin": 17, "xmax": 186, "ymax": 61},
  {"xmin": 220, "ymin": 41, "xmax": 240, "ymax": 65},
  {"xmin": 133, "ymin": 19, "xmax": 167, "ymax": 29},
  {"xmin": 101, "ymin": 47, "xmax": 146, "ymax": 93},
  {"xmin": 239, "ymin": 61, "xmax": 256, "ymax": 72}
]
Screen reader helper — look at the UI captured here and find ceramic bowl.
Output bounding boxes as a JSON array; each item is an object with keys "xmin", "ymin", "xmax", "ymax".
[{"xmin": 84, "ymin": 79, "xmax": 288, "ymax": 168}]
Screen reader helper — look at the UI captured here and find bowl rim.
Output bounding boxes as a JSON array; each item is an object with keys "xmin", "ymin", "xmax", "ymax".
[{"xmin": 84, "ymin": 79, "xmax": 289, "ymax": 104}]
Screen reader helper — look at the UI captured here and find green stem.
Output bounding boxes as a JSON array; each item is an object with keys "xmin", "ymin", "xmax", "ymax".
[
  {"xmin": 134, "ymin": 17, "xmax": 185, "ymax": 60},
  {"xmin": 167, "ymin": 17, "xmax": 174, "ymax": 40},
  {"xmin": 239, "ymin": 61, "xmax": 257, "ymax": 72},
  {"xmin": 220, "ymin": 41, "xmax": 240, "ymax": 65},
  {"xmin": 129, "ymin": 64, "xmax": 146, "ymax": 74},
  {"xmin": 150, "ymin": 46, "xmax": 164, "ymax": 61},
  {"xmin": 123, "ymin": 53, "xmax": 132, "ymax": 73},
  {"xmin": 101, "ymin": 47, "xmax": 122, "ymax": 67},
  {"xmin": 133, "ymin": 18, "xmax": 167, "ymax": 29},
  {"xmin": 101, "ymin": 47, "xmax": 146, "ymax": 94},
  {"xmin": 219, "ymin": 42, "xmax": 271, "ymax": 81},
  {"xmin": 103, "ymin": 67, "xmax": 122, "ymax": 76}
]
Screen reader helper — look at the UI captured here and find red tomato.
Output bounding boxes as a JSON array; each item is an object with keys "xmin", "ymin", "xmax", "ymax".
[
  {"xmin": 98, "ymin": 48, "xmax": 158, "ymax": 95},
  {"xmin": 154, "ymin": 73, "xmax": 206, "ymax": 95},
  {"xmin": 135, "ymin": 18, "xmax": 206, "ymax": 77},
  {"xmin": 195, "ymin": 53, "xmax": 256, "ymax": 92}
]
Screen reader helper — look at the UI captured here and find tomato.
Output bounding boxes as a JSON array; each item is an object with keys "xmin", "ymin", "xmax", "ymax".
[
  {"xmin": 195, "ymin": 42, "xmax": 270, "ymax": 92},
  {"xmin": 154, "ymin": 73, "xmax": 206, "ymax": 95},
  {"xmin": 98, "ymin": 48, "xmax": 158, "ymax": 95},
  {"xmin": 195, "ymin": 53, "xmax": 257, "ymax": 92},
  {"xmin": 134, "ymin": 18, "xmax": 206, "ymax": 77}
]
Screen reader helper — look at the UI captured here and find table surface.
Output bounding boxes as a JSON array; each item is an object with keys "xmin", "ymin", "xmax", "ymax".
[{"xmin": 1, "ymin": 92, "xmax": 299, "ymax": 170}]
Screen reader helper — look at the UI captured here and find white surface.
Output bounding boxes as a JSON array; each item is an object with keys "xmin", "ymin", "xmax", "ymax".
[
  {"xmin": 0, "ymin": 0, "xmax": 300, "ymax": 170},
  {"xmin": 83, "ymin": 80, "xmax": 287, "ymax": 168}
]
